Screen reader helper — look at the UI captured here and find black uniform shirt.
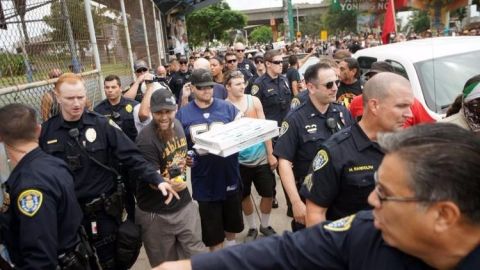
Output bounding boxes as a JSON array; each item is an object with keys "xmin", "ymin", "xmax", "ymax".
[
  {"xmin": 39, "ymin": 111, "xmax": 164, "ymax": 201},
  {"xmin": 238, "ymin": 58, "xmax": 257, "ymax": 78},
  {"xmin": 274, "ymin": 98, "xmax": 354, "ymax": 182},
  {"xmin": 300, "ymin": 123, "xmax": 383, "ymax": 220},
  {"xmin": 169, "ymin": 71, "xmax": 191, "ymax": 100},
  {"xmin": 251, "ymin": 73, "xmax": 292, "ymax": 126},
  {"xmin": 191, "ymin": 211, "xmax": 480, "ymax": 269},
  {"xmin": 94, "ymin": 96, "xmax": 139, "ymax": 141},
  {"xmin": 289, "ymin": 89, "xmax": 309, "ymax": 111},
  {"xmin": 4, "ymin": 148, "xmax": 82, "ymax": 269}
]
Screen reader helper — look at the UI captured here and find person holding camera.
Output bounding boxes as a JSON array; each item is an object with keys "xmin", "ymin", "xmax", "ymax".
[
  {"xmin": 39, "ymin": 73, "xmax": 179, "ymax": 270},
  {"xmin": 135, "ymin": 89, "xmax": 206, "ymax": 267}
]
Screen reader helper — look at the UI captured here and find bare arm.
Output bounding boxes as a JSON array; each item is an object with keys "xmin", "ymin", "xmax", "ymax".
[
  {"xmin": 40, "ymin": 91, "xmax": 54, "ymax": 122},
  {"xmin": 138, "ymin": 73, "xmax": 155, "ymax": 121},
  {"xmin": 291, "ymin": 80, "xmax": 299, "ymax": 96},
  {"xmin": 298, "ymin": 50, "xmax": 316, "ymax": 68},
  {"xmin": 253, "ymin": 96, "xmax": 277, "ymax": 170},
  {"xmin": 124, "ymin": 74, "xmax": 146, "ymax": 99},
  {"xmin": 305, "ymin": 199, "xmax": 327, "ymax": 227},
  {"xmin": 180, "ymin": 82, "xmax": 192, "ymax": 107},
  {"xmin": 155, "ymin": 260, "xmax": 192, "ymax": 270},
  {"xmin": 278, "ymin": 158, "xmax": 305, "ymax": 224}
]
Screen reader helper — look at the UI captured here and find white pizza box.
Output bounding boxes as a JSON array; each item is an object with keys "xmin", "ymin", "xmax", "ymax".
[{"xmin": 193, "ymin": 118, "xmax": 279, "ymax": 157}]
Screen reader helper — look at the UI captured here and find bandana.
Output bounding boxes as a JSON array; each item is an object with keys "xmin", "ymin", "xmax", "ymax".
[{"xmin": 463, "ymin": 81, "xmax": 480, "ymax": 102}]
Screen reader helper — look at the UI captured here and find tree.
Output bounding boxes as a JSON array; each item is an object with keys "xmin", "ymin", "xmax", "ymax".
[
  {"xmin": 407, "ymin": 9, "xmax": 430, "ymax": 33},
  {"xmin": 186, "ymin": 1, "xmax": 246, "ymax": 47},
  {"xmin": 301, "ymin": 14, "xmax": 324, "ymax": 38},
  {"xmin": 323, "ymin": 8, "xmax": 358, "ymax": 34},
  {"xmin": 249, "ymin": 26, "xmax": 273, "ymax": 44}
]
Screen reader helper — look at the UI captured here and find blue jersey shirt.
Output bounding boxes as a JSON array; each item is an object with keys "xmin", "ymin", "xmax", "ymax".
[
  {"xmin": 176, "ymin": 98, "xmax": 241, "ymax": 201},
  {"xmin": 191, "ymin": 211, "xmax": 480, "ymax": 269}
]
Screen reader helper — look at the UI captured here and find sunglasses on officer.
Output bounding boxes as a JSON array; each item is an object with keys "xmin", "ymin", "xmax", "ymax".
[
  {"xmin": 268, "ymin": 60, "xmax": 283, "ymax": 65},
  {"xmin": 236, "ymin": 49, "xmax": 245, "ymax": 53},
  {"xmin": 318, "ymin": 80, "xmax": 340, "ymax": 89},
  {"xmin": 135, "ymin": 68, "xmax": 148, "ymax": 73}
]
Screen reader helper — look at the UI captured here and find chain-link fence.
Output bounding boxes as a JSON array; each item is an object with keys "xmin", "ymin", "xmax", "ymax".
[{"xmin": 0, "ymin": 0, "xmax": 168, "ymax": 121}]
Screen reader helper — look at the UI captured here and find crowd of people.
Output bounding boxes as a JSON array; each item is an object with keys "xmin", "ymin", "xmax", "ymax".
[{"xmin": 0, "ymin": 35, "xmax": 479, "ymax": 270}]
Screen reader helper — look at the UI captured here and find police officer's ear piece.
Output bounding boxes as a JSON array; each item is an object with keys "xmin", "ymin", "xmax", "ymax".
[{"xmin": 68, "ymin": 128, "xmax": 80, "ymax": 140}]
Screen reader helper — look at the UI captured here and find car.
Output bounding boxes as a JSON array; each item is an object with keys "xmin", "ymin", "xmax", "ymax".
[{"xmin": 353, "ymin": 36, "xmax": 480, "ymax": 119}]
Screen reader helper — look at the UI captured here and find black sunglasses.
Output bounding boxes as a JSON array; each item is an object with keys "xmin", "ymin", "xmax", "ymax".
[
  {"xmin": 319, "ymin": 80, "xmax": 340, "ymax": 89},
  {"xmin": 255, "ymin": 59, "xmax": 264, "ymax": 64},
  {"xmin": 179, "ymin": 61, "xmax": 188, "ymax": 65},
  {"xmin": 136, "ymin": 68, "xmax": 148, "ymax": 73},
  {"xmin": 226, "ymin": 59, "xmax": 237, "ymax": 64},
  {"xmin": 236, "ymin": 49, "xmax": 245, "ymax": 52},
  {"xmin": 196, "ymin": 85, "xmax": 213, "ymax": 90},
  {"xmin": 269, "ymin": 60, "xmax": 283, "ymax": 65}
]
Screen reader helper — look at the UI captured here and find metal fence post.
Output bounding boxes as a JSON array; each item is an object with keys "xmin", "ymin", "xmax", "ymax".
[
  {"xmin": 157, "ymin": 9, "xmax": 167, "ymax": 62},
  {"xmin": 60, "ymin": 0, "xmax": 81, "ymax": 73},
  {"xmin": 84, "ymin": 0, "xmax": 105, "ymax": 100},
  {"xmin": 120, "ymin": 0, "xmax": 135, "ymax": 80},
  {"xmin": 152, "ymin": 1, "xmax": 162, "ymax": 66},
  {"xmin": 139, "ymin": 0, "xmax": 151, "ymax": 68}
]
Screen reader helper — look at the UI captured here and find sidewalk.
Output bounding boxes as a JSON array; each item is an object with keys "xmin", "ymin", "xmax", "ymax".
[{"xmin": 132, "ymin": 175, "xmax": 291, "ymax": 269}]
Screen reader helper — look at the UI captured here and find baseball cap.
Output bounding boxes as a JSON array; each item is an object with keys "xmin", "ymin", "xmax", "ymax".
[
  {"xmin": 254, "ymin": 52, "xmax": 264, "ymax": 61},
  {"xmin": 133, "ymin": 60, "xmax": 148, "ymax": 72},
  {"xmin": 150, "ymin": 89, "xmax": 177, "ymax": 112},
  {"xmin": 190, "ymin": 69, "xmax": 215, "ymax": 87},
  {"xmin": 364, "ymin": 61, "xmax": 394, "ymax": 77}
]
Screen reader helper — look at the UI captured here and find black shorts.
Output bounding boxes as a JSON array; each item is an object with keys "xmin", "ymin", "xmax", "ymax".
[
  {"xmin": 198, "ymin": 192, "xmax": 244, "ymax": 247},
  {"xmin": 240, "ymin": 164, "xmax": 275, "ymax": 198}
]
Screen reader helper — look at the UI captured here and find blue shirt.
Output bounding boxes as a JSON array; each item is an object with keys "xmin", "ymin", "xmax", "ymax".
[
  {"xmin": 191, "ymin": 211, "xmax": 480, "ymax": 269},
  {"xmin": 176, "ymin": 98, "xmax": 241, "ymax": 201}
]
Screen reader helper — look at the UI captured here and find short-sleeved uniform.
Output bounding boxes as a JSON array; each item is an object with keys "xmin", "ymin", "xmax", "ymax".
[
  {"xmin": 39, "ymin": 110, "xmax": 164, "ymax": 269},
  {"xmin": 190, "ymin": 211, "xmax": 480, "ymax": 269},
  {"xmin": 300, "ymin": 123, "xmax": 383, "ymax": 221},
  {"xmin": 176, "ymin": 98, "xmax": 243, "ymax": 246},
  {"xmin": 94, "ymin": 97, "xmax": 139, "ymax": 141},
  {"xmin": 289, "ymin": 89, "xmax": 309, "ymax": 111},
  {"xmin": 4, "ymin": 148, "xmax": 82, "ymax": 269},
  {"xmin": 251, "ymin": 73, "xmax": 292, "ymax": 127},
  {"xmin": 274, "ymin": 98, "xmax": 354, "ymax": 222}
]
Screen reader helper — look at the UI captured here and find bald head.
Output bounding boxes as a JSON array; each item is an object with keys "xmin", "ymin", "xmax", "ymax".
[
  {"xmin": 193, "ymin": 58, "xmax": 211, "ymax": 70},
  {"xmin": 362, "ymin": 72, "xmax": 411, "ymax": 108},
  {"xmin": 156, "ymin": 65, "xmax": 167, "ymax": 77}
]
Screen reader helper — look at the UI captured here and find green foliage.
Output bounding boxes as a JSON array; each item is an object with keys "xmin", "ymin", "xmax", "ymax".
[
  {"xmin": 186, "ymin": 1, "xmax": 246, "ymax": 47},
  {"xmin": 323, "ymin": 8, "xmax": 358, "ymax": 34},
  {"xmin": 301, "ymin": 15, "xmax": 324, "ymax": 38},
  {"xmin": 249, "ymin": 26, "xmax": 273, "ymax": 44},
  {"xmin": 0, "ymin": 54, "xmax": 25, "ymax": 77},
  {"xmin": 407, "ymin": 9, "xmax": 430, "ymax": 33}
]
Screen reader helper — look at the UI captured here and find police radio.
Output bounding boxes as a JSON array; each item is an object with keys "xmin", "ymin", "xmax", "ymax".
[{"xmin": 326, "ymin": 118, "xmax": 338, "ymax": 134}]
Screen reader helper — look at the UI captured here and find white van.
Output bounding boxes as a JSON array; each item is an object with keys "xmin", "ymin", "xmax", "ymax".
[{"xmin": 353, "ymin": 36, "xmax": 480, "ymax": 119}]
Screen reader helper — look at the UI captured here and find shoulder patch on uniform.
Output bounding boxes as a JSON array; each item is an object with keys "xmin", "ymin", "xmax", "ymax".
[
  {"xmin": 108, "ymin": 119, "xmax": 121, "ymax": 130},
  {"xmin": 290, "ymin": 98, "xmax": 300, "ymax": 109},
  {"xmin": 279, "ymin": 121, "xmax": 289, "ymax": 137},
  {"xmin": 251, "ymin": 85, "xmax": 259, "ymax": 96},
  {"xmin": 312, "ymin": 149, "xmax": 329, "ymax": 171},
  {"xmin": 125, "ymin": 104, "xmax": 133, "ymax": 113},
  {"xmin": 324, "ymin": 214, "xmax": 356, "ymax": 232},
  {"xmin": 17, "ymin": 189, "xmax": 43, "ymax": 217}
]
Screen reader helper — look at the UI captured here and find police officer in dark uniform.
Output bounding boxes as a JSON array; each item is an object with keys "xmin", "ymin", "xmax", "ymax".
[
  {"xmin": 39, "ymin": 73, "xmax": 179, "ymax": 269},
  {"xmin": 155, "ymin": 123, "xmax": 480, "ymax": 270},
  {"xmin": 251, "ymin": 49, "xmax": 292, "ymax": 128},
  {"xmin": 94, "ymin": 74, "xmax": 140, "ymax": 222},
  {"xmin": 289, "ymin": 89, "xmax": 309, "ymax": 111},
  {"xmin": 234, "ymin": 42, "xmax": 257, "ymax": 77},
  {"xmin": 274, "ymin": 63, "xmax": 354, "ymax": 231},
  {"xmin": 0, "ymin": 104, "xmax": 92, "ymax": 269},
  {"xmin": 300, "ymin": 72, "xmax": 414, "ymax": 226},
  {"xmin": 94, "ymin": 75, "xmax": 139, "ymax": 141},
  {"xmin": 169, "ymin": 57, "xmax": 191, "ymax": 101}
]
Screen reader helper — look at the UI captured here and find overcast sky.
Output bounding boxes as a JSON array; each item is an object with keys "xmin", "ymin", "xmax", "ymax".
[{"xmin": 225, "ymin": 0, "xmax": 324, "ymax": 11}]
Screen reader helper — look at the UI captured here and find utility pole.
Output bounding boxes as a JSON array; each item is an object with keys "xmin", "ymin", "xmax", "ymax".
[{"xmin": 287, "ymin": 0, "xmax": 294, "ymax": 42}]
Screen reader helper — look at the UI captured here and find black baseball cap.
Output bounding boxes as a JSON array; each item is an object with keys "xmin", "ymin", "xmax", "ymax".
[
  {"xmin": 150, "ymin": 89, "xmax": 177, "ymax": 112},
  {"xmin": 133, "ymin": 59, "xmax": 148, "ymax": 72},
  {"xmin": 364, "ymin": 61, "xmax": 394, "ymax": 77},
  {"xmin": 190, "ymin": 68, "xmax": 215, "ymax": 87}
]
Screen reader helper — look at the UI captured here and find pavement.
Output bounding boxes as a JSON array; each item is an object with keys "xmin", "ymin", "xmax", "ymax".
[{"xmin": 132, "ymin": 173, "xmax": 292, "ymax": 269}]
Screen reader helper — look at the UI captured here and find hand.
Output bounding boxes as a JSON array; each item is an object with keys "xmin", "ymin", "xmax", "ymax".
[
  {"xmin": 167, "ymin": 178, "xmax": 188, "ymax": 192},
  {"xmin": 267, "ymin": 154, "xmax": 278, "ymax": 171},
  {"xmin": 153, "ymin": 260, "xmax": 192, "ymax": 270},
  {"xmin": 182, "ymin": 83, "xmax": 192, "ymax": 99},
  {"xmin": 143, "ymin": 72, "xmax": 154, "ymax": 82},
  {"xmin": 158, "ymin": 182, "xmax": 180, "ymax": 205},
  {"xmin": 185, "ymin": 155, "xmax": 193, "ymax": 167},
  {"xmin": 292, "ymin": 200, "xmax": 306, "ymax": 225},
  {"xmin": 135, "ymin": 73, "xmax": 148, "ymax": 84}
]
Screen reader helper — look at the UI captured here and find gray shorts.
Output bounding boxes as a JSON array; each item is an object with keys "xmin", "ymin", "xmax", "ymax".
[{"xmin": 135, "ymin": 201, "xmax": 207, "ymax": 267}]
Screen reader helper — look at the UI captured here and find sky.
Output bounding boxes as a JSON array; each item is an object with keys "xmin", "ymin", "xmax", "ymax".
[{"xmin": 225, "ymin": 0, "xmax": 324, "ymax": 11}]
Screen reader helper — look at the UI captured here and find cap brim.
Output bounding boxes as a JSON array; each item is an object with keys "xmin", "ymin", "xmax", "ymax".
[
  {"xmin": 151, "ymin": 104, "xmax": 177, "ymax": 112},
  {"xmin": 194, "ymin": 82, "xmax": 215, "ymax": 87}
]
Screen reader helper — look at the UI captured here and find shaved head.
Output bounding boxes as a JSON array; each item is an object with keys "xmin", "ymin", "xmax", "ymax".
[
  {"xmin": 363, "ymin": 72, "xmax": 411, "ymax": 108},
  {"xmin": 193, "ymin": 58, "xmax": 211, "ymax": 70}
]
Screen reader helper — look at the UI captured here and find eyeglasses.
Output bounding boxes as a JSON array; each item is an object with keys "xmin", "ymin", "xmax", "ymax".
[
  {"xmin": 255, "ymin": 59, "xmax": 264, "ymax": 64},
  {"xmin": 236, "ymin": 49, "xmax": 245, "ymax": 52},
  {"xmin": 269, "ymin": 60, "xmax": 283, "ymax": 65},
  {"xmin": 373, "ymin": 171, "xmax": 426, "ymax": 204},
  {"xmin": 318, "ymin": 80, "xmax": 340, "ymax": 89},
  {"xmin": 136, "ymin": 68, "xmax": 148, "ymax": 73},
  {"xmin": 196, "ymin": 85, "xmax": 213, "ymax": 90},
  {"xmin": 226, "ymin": 59, "xmax": 237, "ymax": 64},
  {"xmin": 179, "ymin": 61, "xmax": 188, "ymax": 65}
]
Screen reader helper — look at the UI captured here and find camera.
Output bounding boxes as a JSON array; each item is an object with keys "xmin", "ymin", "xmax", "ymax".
[
  {"xmin": 167, "ymin": 164, "xmax": 184, "ymax": 183},
  {"xmin": 144, "ymin": 75, "xmax": 167, "ymax": 84}
]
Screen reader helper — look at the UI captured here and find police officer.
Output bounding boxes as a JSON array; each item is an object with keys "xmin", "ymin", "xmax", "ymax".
[
  {"xmin": 224, "ymin": 52, "xmax": 254, "ymax": 90},
  {"xmin": 155, "ymin": 123, "xmax": 480, "ymax": 270},
  {"xmin": 95, "ymin": 75, "xmax": 139, "ymax": 141},
  {"xmin": 169, "ymin": 57, "xmax": 191, "ymax": 101},
  {"xmin": 274, "ymin": 63, "xmax": 354, "ymax": 231},
  {"xmin": 94, "ymin": 74, "xmax": 141, "ymax": 222},
  {"xmin": 234, "ymin": 42, "xmax": 257, "ymax": 77},
  {"xmin": 0, "ymin": 104, "xmax": 89, "ymax": 269},
  {"xmin": 251, "ymin": 49, "xmax": 292, "ymax": 128},
  {"xmin": 300, "ymin": 72, "xmax": 413, "ymax": 226},
  {"xmin": 39, "ymin": 73, "xmax": 178, "ymax": 269}
]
